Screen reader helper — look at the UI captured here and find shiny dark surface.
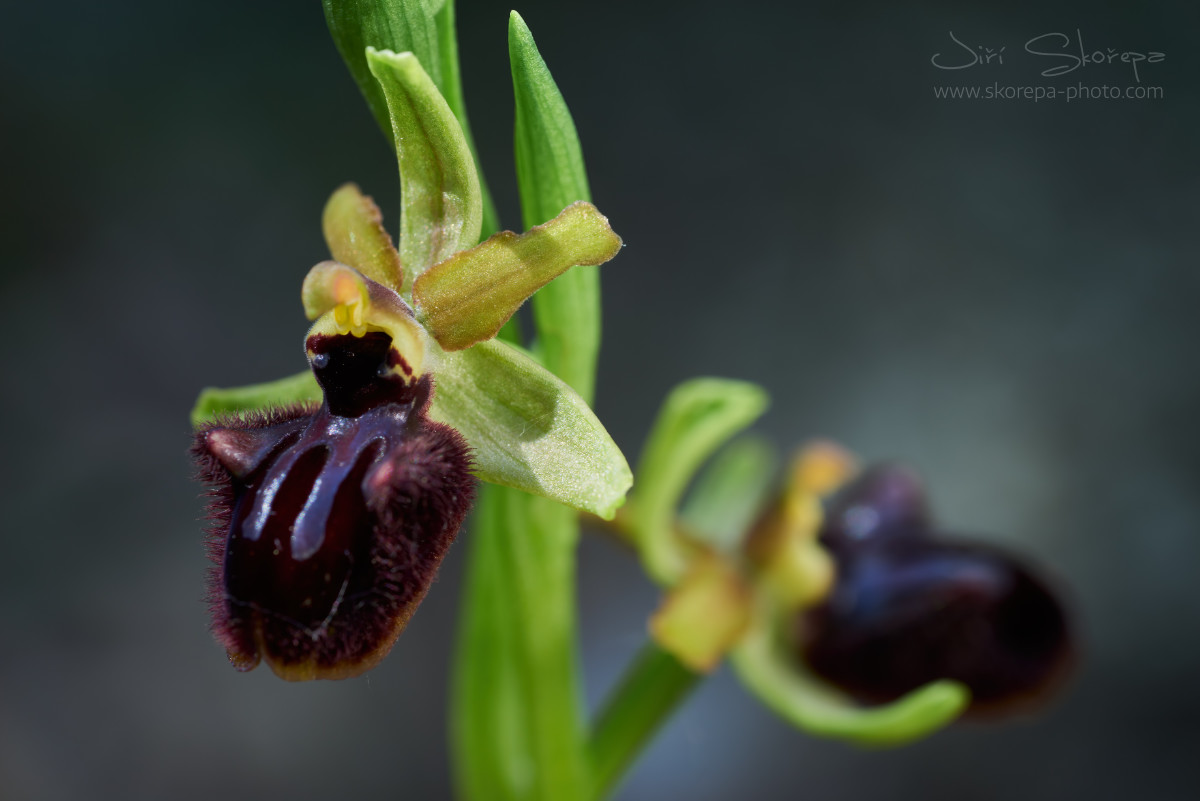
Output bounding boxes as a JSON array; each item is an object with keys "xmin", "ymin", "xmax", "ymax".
[
  {"xmin": 800, "ymin": 461, "xmax": 1074, "ymax": 714},
  {"xmin": 194, "ymin": 333, "xmax": 473, "ymax": 677},
  {"xmin": 308, "ymin": 331, "xmax": 422, "ymax": 417},
  {"xmin": 801, "ymin": 538, "xmax": 1072, "ymax": 714}
]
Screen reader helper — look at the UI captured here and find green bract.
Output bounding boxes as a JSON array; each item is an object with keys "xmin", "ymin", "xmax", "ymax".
[{"xmin": 191, "ymin": 49, "xmax": 629, "ymax": 520}]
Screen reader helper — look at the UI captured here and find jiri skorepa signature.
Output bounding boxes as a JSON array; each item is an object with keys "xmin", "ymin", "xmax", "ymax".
[{"xmin": 931, "ymin": 29, "xmax": 1165, "ymax": 83}]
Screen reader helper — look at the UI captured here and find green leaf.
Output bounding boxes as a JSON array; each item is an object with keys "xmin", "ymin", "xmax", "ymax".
[
  {"xmin": 321, "ymin": 183, "xmax": 404, "ymax": 292},
  {"xmin": 509, "ymin": 11, "xmax": 599, "ymax": 402},
  {"xmin": 680, "ymin": 436, "xmax": 779, "ymax": 551},
  {"xmin": 434, "ymin": 0, "xmax": 500, "ymax": 240},
  {"xmin": 430, "ymin": 339, "xmax": 632, "ymax": 518},
  {"xmin": 367, "ymin": 47, "xmax": 482, "ymax": 288},
  {"xmin": 414, "ymin": 202, "xmax": 621, "ymax": 351},
  {"xmin": 190, "ymin": 371, "xmax": 321, "ymax": 426},
  {"xmin": 631, "ymin": 378, "xmax": 770, "ymax": 584},
  {"xmin": 323, "ymin": 0, "xmax": 444, "ymax": 144},
  {"xmin": 731, "ymin": 617, "xmax": 969, "ymax": 747}
]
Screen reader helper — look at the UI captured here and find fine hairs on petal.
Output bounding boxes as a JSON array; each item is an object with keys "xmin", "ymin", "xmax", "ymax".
[{"xmin": 190, "ymin": 403, "xmax": 319, "ymax": 667}]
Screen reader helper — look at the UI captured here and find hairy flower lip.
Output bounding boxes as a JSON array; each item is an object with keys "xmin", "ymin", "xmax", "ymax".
[{"xmin": 193, "ymin": 332, "xmax": 475, "ymax": 681}]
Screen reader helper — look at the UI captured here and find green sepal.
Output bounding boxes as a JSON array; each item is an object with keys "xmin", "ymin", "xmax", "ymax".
[
  {"xmin": 680, "ymin": 435, "xmax": 779, "ymax": 552},
  {"xmin": 323, "ymin": 0, "xmax": 499, "ymax": 242},
  {"xmin": 367, "ymin": 47, "xmax": 482, "ymax": 289},
  {"xmin": 731, "ymin": 615, "xmax": 970, "ymax": 747},
  {"xmin": 430, "ymin": 339, "xmax": 632, "ymax": 519},
  {"xmin": 509, "ymin": 11, "xmax": 598, "ymax": 402},
  {"xmin": 414, "ymin": 201, "xmax": 621, "ymax": 351},
  {"xmin": 190, "ymin": 371, "xmax": 321, "ymax": 426},
  {"xmin": 323, "ymin": 0, "xmax": 443, "ymax": 143},
  {"xmin": 631, "ymin": 378, "xmax": 770, "ymax": 585}
]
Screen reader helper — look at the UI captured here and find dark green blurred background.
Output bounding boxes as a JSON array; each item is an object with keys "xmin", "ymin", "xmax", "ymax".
[{"xmin": 2, "ymin": 1, "xmax": 1197, "ymax": 798}]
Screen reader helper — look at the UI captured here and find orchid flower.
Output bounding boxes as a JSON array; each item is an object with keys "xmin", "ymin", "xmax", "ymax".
[
  {"xmin": 613, "ymin": 380, "xmax": 1071, "ymax": 755},
  {"xmin": 190, "ymin": 48, "xmax": 629, "ymax": 680}
]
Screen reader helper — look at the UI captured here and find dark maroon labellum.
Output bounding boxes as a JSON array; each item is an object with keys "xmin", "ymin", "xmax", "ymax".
[
  {"xmin": 798, "ymin": 466, "xmax": 1074, "ymax": 716},
  {"xmin": 192, "ymin": 333, "xmax": 474, "ymax": 681}
]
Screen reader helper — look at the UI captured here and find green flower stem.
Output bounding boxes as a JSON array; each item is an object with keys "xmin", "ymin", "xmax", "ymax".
[
  {"xmin": 452, "ymin": 12, "xmax": 639, "ymax": 801},
  {"xmin": 454, "ymin": 489, "xmax": 589, "ymax": 801},
  {"xmin": 586, "ymin": 644, "xmax": 703, "ymax": 801}
]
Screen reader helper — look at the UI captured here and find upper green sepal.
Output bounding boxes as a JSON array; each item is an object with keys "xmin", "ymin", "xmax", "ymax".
[
  {"xmin": 429, "ymin": 338, "xmax": 632, "ymax": 519},
  {"xmin": 366, "ymin": 47, "xmax": 482, "ymax": 289},
  {"xmin": 322, "ymin": 0, "xmax": 445, "ymax": 145}
]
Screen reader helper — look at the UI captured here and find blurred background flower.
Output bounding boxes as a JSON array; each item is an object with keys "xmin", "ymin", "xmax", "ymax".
[{"xmin": 1, "ymin": 0, "xmax": 1196, "ymax": 799}]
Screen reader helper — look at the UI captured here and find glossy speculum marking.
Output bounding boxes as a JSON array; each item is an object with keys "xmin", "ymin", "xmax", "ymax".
[{"xmin": 193, "ymin": 332, "xmax": 474, "ymax": 681}]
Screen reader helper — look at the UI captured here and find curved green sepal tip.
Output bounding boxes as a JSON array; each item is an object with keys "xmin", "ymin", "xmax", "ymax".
[
  {"xmin": 430, "ymin": 339, "xmax": 632, "ymax": 518},
  {"xmin": 366, "ymin": 47, "xmax": 482, "ymax": 288},
  {"xmin": 730, "ymin": 618, "xmax": 970, "ymax": 747},
  {"xmin": 190, "ymin": 371, "xmax": 321, "ymax": 427},
  {"xmin": 632, "ymin": 378, "xmax": 770, "ymax": 585}
]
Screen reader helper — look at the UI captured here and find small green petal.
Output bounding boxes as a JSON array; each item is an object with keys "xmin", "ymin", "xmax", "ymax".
[
  {"xmin": 731, "ymin": 617, "xmax": 969, "ymax": 747},
  {"xmin": 632, "ymin": 379, "xmax": 770, "ymax": 585},
  {"xmin": 322, "ymin": 183, "xmax": 404, "ymax": 292},
  {"xmin": 429, "ymin": 339, "xmax": 632, "ymax": 518},
  {"xmin": 680, "ymin": 436, "xmax": 779, "ymax": 552},
  {"xmin": 190, "ymin": 371, "xmax": 321, "ymax": 426},
  {"xmin": 367, "ymin": 47, "xmax": 482, "ymax": 288},
  {"xmin": 509, "ymin": 11, "xmax": 599, "ymax": 403},
  {"xmin": 414, "ymin": 201, "xmax": 622, "ymax": 351}
]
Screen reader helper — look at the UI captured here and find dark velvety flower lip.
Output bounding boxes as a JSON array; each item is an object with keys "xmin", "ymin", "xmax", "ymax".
[
  {"xmin": 193, "ymin": 332, "xmax": 474, "ymax": 681},
  {"xmin": 799, "ymin": 537, "xmax": 1074, "ymax": 716}
]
